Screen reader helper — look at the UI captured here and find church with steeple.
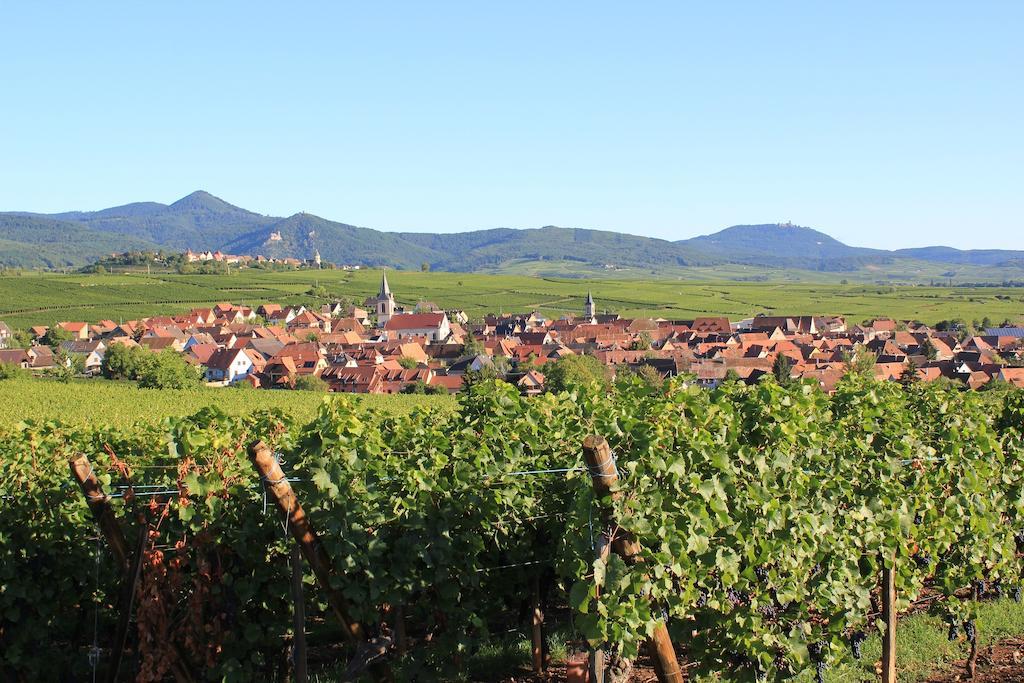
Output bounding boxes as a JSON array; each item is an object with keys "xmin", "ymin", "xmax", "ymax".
[
  {"xmin": 583, "ymin": 290, "xmax": 596, "ymax": 323},
  {"xmin": 368, "ymin": 269, "xmax": 397, "ymax": 326}
]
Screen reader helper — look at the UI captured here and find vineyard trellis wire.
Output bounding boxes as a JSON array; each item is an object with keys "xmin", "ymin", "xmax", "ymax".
[{"xmin": 1, "ymin": 378, "xmax": 1024, "ymax": 682}]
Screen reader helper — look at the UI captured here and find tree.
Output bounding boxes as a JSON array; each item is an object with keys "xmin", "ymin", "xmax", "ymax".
[
  {"xmin": 631, "ymin": 364, "xmax": 664, "ymax": 389},
  {"xmin": 308, "ymin": 285, "xmax": 328, "ymax": 298},
  {"xmin": 461, "ymin": 365, "xmax": 499, "ymax": 392},
  {"xmin": 421, "ymin": 262, "xmax": 431, "ymax": 272},
  {"xmin": 900, "ymin": 359, "xmax": 919, "ymax": 386},
  {"xmin": 398, "ymin": 356, "xmax": 418, "ymax": 370},
  {"xmin": 102, "ymin": 343, "xmax": 150, "ymax": 380},
  {"xmin": 631, "ymin": 332, "xmax": 653, "ymax": 351},
  {"xmin": 921, "ymin": 338, "xmax": 939, "ymax": 361},
  {"xmin": 50, "ymin": 350, "xmax": 83, "ymax": 383},
  {"xmin": 0, "ymin": 363, "xmax": 29, "ymax": 381},
  {"xmin": 10, "ymin": 328, "xmax": 33, "ymax": 350},
  {"xmin": 843, "ymin": 345, "xmax": 877, "ymax": 377},
  {"xmin": 137, "ymin": 350, "xmax": 202, "ymax": 389},
  {"xmin": 462, "ymin": 335, "xmax": 485, "ymax": 357},
  {"xmin": 772, "ymin": 354, "xmax": 794, "ymax": 387},
  {"xmin": 491, "ymin": 355, "xmax": 511, "ymax": 376},
  {"xmin": 42, "ymin": 324, "xmax": 72, "ymax": 348},
  {"xmin": 294, "ymin": 375, "xmax": 329, "ymax": 392},
  {"xmin": 542, "ymin": 355, "xmax": 610, "ymax": 394}
]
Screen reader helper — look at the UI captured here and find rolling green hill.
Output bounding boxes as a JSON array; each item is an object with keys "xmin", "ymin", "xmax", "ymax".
[{"xmin": 3, "ymin": 191, "xmax": 1024, "ymax": 283}]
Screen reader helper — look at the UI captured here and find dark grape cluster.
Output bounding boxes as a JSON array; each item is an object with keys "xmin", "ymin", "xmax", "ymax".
[
  {"xmin": 976, "ymin": 579, "xmax": 987, "ymax": 597},
  {"xmin": 1015, "ymin": 586, "xmax": 1022, "ymax": 603},
  {"xmin": 758, "ymin": 602, "xmax": 780, "ymax": 620},
  {"xmin": 914, "ymin": 512, "xmax": 923, "ymax": 525},
  {"xmin": 727, "ymin": 588, "xmax": 748, "ymax": 607},
  {"xmin": 850, "ymin": 631, "xmax": 868, "ymax": 660},
  {"xmin": 965, "ymin": 620, "xmax": 976, "ymax": 644},
  {"xmin": 1015, "ymin": 529, "xmax": 1024, "ymax": 546},
  {"xmin": 695, "ymin": 588, "xmax": 709, "ymax": 609},
  {"xmin": 807, "ymin": 641, "xmax": 828, "ymax": 683},
  {"xmin": 754, "ymin": 565, "xmax": 770, "ymax": 583},
  {"xmin": 947, "ymin": 621, "xmax": 960, "ymax": 641},
  {"xmin": 913, "ymin": 553, "xmax": 931, "ymax": 569},
  {"xmin": 994, "ymin": 580, "xmax": 1004, "ymax": 599}
]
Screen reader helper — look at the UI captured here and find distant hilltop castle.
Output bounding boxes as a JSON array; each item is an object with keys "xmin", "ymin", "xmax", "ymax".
[{"xmin": 267, "ymin": 230, "xmax": 283, "ymax": 242}]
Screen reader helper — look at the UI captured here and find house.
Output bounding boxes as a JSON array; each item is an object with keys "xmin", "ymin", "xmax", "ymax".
[
  {"xmin": 59, "ymin": 340, "xmax": 107, "ymax": 375},
  {"xmin": 204, "ymin": 348, "xmax": 261, "ymax": 384},
  {"xmin": 447, "ymin": 354, "xmax": 495, "ymax": 375},
  {"xmin": 26, "ymin": 346, "xmax": 55, "ymax": 370},
  {"xmin": 383, "ymin": 312, "xmax": 451, "ymax": 343},
  {"xmin": 690, "ymin": 317, "xmax": 733, "ymax": 334},
  {"xmin": 58, "ymin": 321, "xmax": 90, "ymax": 341},
  {"xmin": 998, "ymin": 367, "xmax": 1024, "ymax": 389},
  {"xmin": 0, "ymin": 321, "xmax": 11, "ymax": 349},
  {"xmin": 516, "ymin": 370, "xmax": 546, "ymax": 396},
  {"xmin": 0, "ymin": 349, "xmax": 30, "ymax": 368}
]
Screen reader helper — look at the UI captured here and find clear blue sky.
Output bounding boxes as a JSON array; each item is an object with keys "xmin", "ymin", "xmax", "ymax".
[{"xmin": 1, "ymin": 2, "xmax": 1021, "ymax": 249}]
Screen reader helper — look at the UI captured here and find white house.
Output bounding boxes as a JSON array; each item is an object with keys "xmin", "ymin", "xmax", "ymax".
[
  {"xmin": 383, "ymin": 312, "xmax": 451, "ymax": 343},
  {"xmin": 204, "ymin": 348, "xmax": 259, "ymax": 384}
]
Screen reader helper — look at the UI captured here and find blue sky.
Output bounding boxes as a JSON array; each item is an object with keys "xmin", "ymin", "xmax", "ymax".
[{"xmin": 1, "ymin": 2, "xmax": 1021, "ymax": 249}]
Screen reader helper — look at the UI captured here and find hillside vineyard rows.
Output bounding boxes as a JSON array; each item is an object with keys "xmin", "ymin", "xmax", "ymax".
[
  {"xmin": 1, "ymin": 270, "xmax": 1024, "ymax": 328},
  {"xmin": 0, "ymin": 377, "xmax": 453, "ymax": 429},
  {"xmin": 3, "ymin": 376, "xmax": 1024, "ymax": 681}
]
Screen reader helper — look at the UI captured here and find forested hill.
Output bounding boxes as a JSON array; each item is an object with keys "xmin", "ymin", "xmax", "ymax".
[{"xmin": 3, "ymin": 191, "xmax": 1024, "ymax": 279}]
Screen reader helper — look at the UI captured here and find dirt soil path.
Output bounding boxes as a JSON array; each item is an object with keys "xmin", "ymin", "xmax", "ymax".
[{"xmin": 925, "ymin": 636, "xmax": 1024, "ymax": 682}]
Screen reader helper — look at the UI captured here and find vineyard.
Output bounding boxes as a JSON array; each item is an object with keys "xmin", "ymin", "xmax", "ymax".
[
  {"xmin": 0, "ymin": 376, "xmax": 454, "ymax": 428},
  {"xmin": 2, "ymin": 377, "xmax": 1024, "ymax": 681},
  {"xmin": 2, "ymin": 269, "xmax": 1023, "ymax": 328}
]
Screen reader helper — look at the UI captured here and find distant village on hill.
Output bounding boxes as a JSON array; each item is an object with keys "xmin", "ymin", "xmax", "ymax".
[{"xmin": 2, "ymin": 270, "xmax": 1024, "ymax": 394}]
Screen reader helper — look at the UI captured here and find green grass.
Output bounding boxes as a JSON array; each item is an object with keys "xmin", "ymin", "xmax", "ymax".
[
  {"xmin": 1, "ymin": 270, "xmax": 1022, "ymax": 328},
  {"xmin": 0, "ymin": 376, "xmax": 454, "ymax": 428}
]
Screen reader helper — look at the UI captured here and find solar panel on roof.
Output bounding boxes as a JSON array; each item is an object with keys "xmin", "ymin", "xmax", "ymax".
[{"xmin": 984, "ymin": 328, "xmax": 1024, "ymax": 338}]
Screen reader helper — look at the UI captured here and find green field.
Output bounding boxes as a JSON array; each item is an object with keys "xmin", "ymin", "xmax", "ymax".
[
  {"xmin": 0, "ymin": 269, "xmax": 1022, "ymax": 328},
  {"xmin": 0, "ymin": 376, "xmax": 453, "ymax": 428}
]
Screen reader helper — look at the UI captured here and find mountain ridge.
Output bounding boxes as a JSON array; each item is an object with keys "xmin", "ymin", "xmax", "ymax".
[{"xmin": 2, "ymin": 191, "xmax": 1023, "ymax": 279}]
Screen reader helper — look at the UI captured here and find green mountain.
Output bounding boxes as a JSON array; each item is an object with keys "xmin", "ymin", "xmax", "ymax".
[
  {"xmin": 0, "ymin": 214, "xmax": 159, "ymax": 269},
  {"xmin": 2, "ymin": 192, "xmax": 1023, "ymax": 282}
]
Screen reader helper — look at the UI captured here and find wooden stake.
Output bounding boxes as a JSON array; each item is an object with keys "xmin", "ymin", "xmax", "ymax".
[
  {"xmin": 106, "ymin": 524, "xmax": 148, "ymax": 683},
  {"xmin": 531, "ymin": 574, "xmax": 545, "ymax": 674},
  {"xmin": 583, "ymin": 436, "xmax": 683, "ymax": 683},
  {"xmin": 68, "ymin": 454, "xmax": 196, "ymax": 683},
  {"xmin": 881, "ymin": 562, "xmax": 897, "ymax": 683},
  {"xmin": 248, "ymin": 441, "xmax": 392, "ymax": 682},
  {"xmin": 291, "ymin": 546, "xmax": 308, "ymax": 683},
  {"xmin": 967, "ymin": 585, "xmax": 979, "ymax": 679},
  {"xmin": 394, "ymin": 605, "xmax": 407, "ymax": 657},
  {"xmin": 69, "ymin": 454, "xmax": 130, "ymax": 571}
]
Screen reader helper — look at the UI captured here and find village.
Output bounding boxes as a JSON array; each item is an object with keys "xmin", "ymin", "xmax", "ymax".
[{"xmin": 1, "ymin": 271, "xmax": 1024, "ymax": 394}]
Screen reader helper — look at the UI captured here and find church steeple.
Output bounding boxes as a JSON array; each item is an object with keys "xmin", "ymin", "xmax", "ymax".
[
  {"xmin": 584, "ymin": 290, "xmax": 596, "ymax": 319},
  {"xmin": 376, "ymin": 269, "xmax": 396, "ymax": 325}
]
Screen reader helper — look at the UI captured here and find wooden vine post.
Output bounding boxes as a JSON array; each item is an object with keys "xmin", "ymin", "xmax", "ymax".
[
  {"xmin": 248, "ymin": 441, "xmax": 393, "ymax": 683},
  {"xmin": 583, "ymin": 436, "xmax": 684, "ymax": 683},
  {"xmin": 70, "ymin": 454, "xmax": 130, "ymax": 571},
  {"xmin": 967, "ymin": 584, "xmax": 980, "ymax": 679},
  {"xmin": 881, "ymin": 560, "xmax": 897, "ymax": 683},
  {"xmin": 291, "ymin": 546, "xmax": 308, "ymax": 683},
  {"xmin": 69, "ymin": 454, "xmax": 196, "ymax": 683},
  {"xmin": 531, "ymin": 574, "xmax": 545, "ymax": 674}
]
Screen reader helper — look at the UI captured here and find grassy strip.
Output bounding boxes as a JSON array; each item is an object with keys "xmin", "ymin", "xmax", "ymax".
[
  {"xmin": 793, "ymin": 596, "xmax": 1024, "ymax": 682},
  {"xmin": 0, "ymin": 376, "xmax": 454, "ymax": 428}
]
